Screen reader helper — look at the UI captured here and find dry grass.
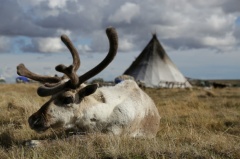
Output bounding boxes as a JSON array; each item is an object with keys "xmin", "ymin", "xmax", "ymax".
[{"xmin": 0, "ymin": 84, "xmax": 239, "ymax": 159}]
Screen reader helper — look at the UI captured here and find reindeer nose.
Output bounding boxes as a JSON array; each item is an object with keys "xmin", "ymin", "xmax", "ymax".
[{"xmin": 28, "ymin": 114, "xmax": 44, "ymax": 130}]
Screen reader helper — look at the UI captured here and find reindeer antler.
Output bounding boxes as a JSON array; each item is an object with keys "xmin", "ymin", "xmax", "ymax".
[
  {"xmin": 55, "ymin": 35, "xmax": 80, "ymax": 87},
  {"xmin": 17, "ymin": 64, "xmax": 62, "ymax": 83},
  {"xmin": 78, "ymin": 27, "xmax": 118, "ymax": 86},
  {"xmin": 17, "ymin": 27, "xmax": 118, "ymax": 97}
]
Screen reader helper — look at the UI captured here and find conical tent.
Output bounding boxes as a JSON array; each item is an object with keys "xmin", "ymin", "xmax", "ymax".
[{"xmin": 124, "ymin": 34, "xmax": 191, "ymax": 88}]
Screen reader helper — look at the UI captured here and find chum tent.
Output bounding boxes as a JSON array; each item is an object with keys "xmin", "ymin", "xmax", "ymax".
[{"xmin": 124, "ymin": 34, "xmax": 191, "ymax": 88}]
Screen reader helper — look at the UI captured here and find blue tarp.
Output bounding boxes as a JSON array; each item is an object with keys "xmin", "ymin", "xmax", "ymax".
[{"xmin": 16, "ymin": 76, "xmax": 30, "ymax": 82}]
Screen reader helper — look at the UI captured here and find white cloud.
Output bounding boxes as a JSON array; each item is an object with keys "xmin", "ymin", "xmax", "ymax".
[
  {"xmin": 119, "ymin": 38, "xmax": 134, "ymax": 52},
  {"xmin": 42, "ymin": 0, "xmax": 69, "ymax": 17},
  {"xmin": 56, "ymin": 29, "xmax": 72, "ymax": 36},
  {"xmin": 48, "ymin": 0, "xmax": 68, "ymax": 8},
  {"xmin": 77, "ymin": 44, "xmax": 91, "ymax": 52},
  {"xmin": 0, "ymin": 36, "xmax": 10, "ymax": 52},
  {"xmin": 36, "ymin": 37, "xmax": 65, "ymax": 53},
  {"xmin": 201, "ymin": 33, "xmax": 237, "ymax": 51},
  {"xmin": 22, "ymin": 0, "xmax": 69, "ymax": 8},
  {"xmin": 108, "ymin": 2, "xmax": 140, "ymax": 23},
  {"xmin": 206, "ymin": 14, "xmax": 236, "ymax": 31}
]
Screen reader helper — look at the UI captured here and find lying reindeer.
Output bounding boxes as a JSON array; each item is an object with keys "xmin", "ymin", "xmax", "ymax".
[{"xmin": 17, "ymin": 27, "xmax": 160, "ymax": 146}]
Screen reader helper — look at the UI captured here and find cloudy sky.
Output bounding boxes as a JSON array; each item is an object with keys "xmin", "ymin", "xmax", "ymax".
[{"xmin": 0, "ymin": 0, "xmax": 240, "ymax": 82}]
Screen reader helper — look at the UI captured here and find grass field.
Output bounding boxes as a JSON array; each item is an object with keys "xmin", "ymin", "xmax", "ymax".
[{"xmin": 0, "ymin": 83, "xmax": 239, "ymax": 159}]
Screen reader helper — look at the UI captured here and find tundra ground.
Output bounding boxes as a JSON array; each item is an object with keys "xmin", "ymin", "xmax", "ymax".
[{"xmin": 0, "ymin": 84, "xmax": 239, "ymax": 159}]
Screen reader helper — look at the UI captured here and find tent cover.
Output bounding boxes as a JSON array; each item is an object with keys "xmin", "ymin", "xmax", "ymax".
[{"xmin": 124, "ymin": 34, "xmax": 191, "ymax": 88}]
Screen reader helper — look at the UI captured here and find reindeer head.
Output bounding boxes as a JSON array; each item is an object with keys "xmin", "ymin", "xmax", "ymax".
[{"xmin": 17, "ymin": 27, "xmax": 118, "ymax": 133}]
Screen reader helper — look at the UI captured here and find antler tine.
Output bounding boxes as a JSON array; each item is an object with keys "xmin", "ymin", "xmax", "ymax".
[
  {"xmin": 55, "ymin": 64, "xmax": 79, "ymax": 87},
  {"xmin": 78, "ymin": 27, "xmax": 118, "ymax": 85},
  {"xmin": 37, "ymin": 82, "xmax": 69, "ymax": 97},
  {"xmin": 17, "ymin": 63, "xmax": 61, "ymax": 83},
  {"xmin": 60, "ymin": 35, "xmax": 80, "ymax": 71},
  {"xmin": 55, "ymin": 35, "xmax": 80, "ymax": 87}
]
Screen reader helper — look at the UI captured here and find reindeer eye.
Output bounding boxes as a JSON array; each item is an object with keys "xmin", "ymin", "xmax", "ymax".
[{"xmin": 63, "ymin": 96, "xmax": 74, "ymax": 105}]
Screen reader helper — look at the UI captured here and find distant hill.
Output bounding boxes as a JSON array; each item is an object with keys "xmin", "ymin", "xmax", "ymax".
[{"xmin": 188, "ymin": 78, "xmax": 240, "ymax": 87}]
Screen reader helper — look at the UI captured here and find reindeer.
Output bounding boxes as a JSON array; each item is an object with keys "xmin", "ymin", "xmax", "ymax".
[{"xmin": 17, "ymin": 27, "xmax": 160, "ymax": 146}]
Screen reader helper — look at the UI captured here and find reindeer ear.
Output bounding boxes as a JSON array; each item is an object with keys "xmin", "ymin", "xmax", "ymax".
[{"xmin": 79, "ymin": 84, "xmax": 98, "ymax": 97}]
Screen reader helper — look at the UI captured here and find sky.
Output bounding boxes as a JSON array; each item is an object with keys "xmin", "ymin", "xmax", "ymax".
[{"xmin": 0, "ymin": 0, "xmax": 240, "ymax": 83}]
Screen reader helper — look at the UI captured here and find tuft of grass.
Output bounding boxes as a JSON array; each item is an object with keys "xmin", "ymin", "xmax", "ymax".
[{"xmin": 0, "ymin": 84, "xmax": 240, "ymax": 158}]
